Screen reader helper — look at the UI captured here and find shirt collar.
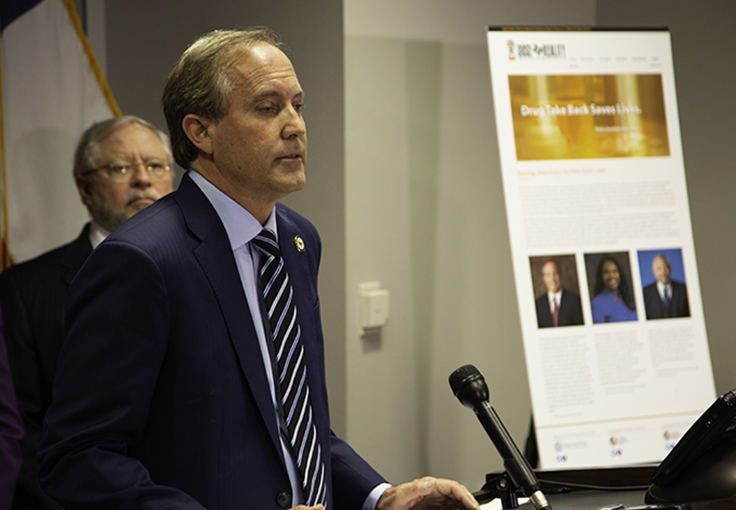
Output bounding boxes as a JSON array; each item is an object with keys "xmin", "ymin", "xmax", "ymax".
[
  {"xmin": 88, "ymin": 221, "xmax": 110, "ymax": 249},
  {"xmin": 188, "ymin": 170, "xmax": 278, "ymax": 249},
  {"xmin": 657, "ymin": 280, "xmax": 671, "ymax": 293}
]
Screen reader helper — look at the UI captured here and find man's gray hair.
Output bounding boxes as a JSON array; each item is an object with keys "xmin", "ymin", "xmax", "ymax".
[
  {"xmin": 161, "ymin": 27, "xmax": 282, "ymax": 169},
  {"xmin": 73, "ymin": 115, "xmax": 173, "ymax": 177}
]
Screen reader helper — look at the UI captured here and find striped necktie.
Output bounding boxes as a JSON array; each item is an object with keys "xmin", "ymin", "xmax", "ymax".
[
  {"xmin": 662, "ymin": 285, "xmax": 671, "ymax": 317},
  {"xmin": 252, "ymin": 229, "xmax": 327, "ymax": 506}
]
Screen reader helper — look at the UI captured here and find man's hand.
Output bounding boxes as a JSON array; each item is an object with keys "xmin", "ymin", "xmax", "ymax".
[
  {"xmin": 289, "ymin": 505, "xmax": 324, "ymax": 510},
  {"xmin": 376, "ymin": 477, "xmax": 481, "ymax": 510}
]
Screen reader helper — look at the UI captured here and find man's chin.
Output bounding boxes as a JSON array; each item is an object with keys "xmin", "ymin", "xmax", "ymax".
[
  {"xmin": 287, "ymin": 173, "xmax": 306, "ymax": 192},
  {"xmin": 274, "ymin": 163, "xmax": 306, "ymax": 189},
  {"xmin": 127, "ymin": 201, "xmax": 154, "ymax": 215}
]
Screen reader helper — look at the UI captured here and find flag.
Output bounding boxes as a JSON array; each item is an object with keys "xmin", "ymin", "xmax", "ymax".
[{"xmin": 0, "ymin": 0, "xmax": 120, "ymax": 268}]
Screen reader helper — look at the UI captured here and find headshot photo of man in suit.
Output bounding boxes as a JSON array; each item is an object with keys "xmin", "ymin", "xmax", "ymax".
[
  {"xmin": 642, "ymin": 251, "xmax": 691, "ymax": 320},
  {"xmin": 532, "ymin": 257, "xmax": 584, "ymax": 328},
  {"xmin": 0, "ymin": 115, "xmax": 174, "ymax": 510},
  {"xmin": 36, "ymin": 28, "xmax": 480, "ymax": 510}
]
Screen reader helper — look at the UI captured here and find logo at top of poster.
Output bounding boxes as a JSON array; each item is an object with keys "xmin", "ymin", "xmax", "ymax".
[{"xmin": 507, "ymin": 40, "xmax": 567, "ymax": 60}]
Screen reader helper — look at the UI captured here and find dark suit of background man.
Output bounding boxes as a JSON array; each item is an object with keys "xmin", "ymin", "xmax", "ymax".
[
  {"xmin": 0, "ymin": 307, "xmax": 23, "ymax": 510},
  {"xmin": 643, "ymin": 254, "xmax": 690, "ymax": 320},
  {"xmin": 37, "ymin": 28, "xmax": 480, "ymax": 510},
  {"xmin": 0, "ymin": 115, "xmax": 174, "ymax": 510},
  {"xmin": 535, "ymin": 259, "xmax": 584, "ymax": 328}
]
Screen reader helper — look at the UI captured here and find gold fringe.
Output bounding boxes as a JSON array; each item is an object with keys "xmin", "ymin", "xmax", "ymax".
[{"xmin": 61, "ymin": 0, "xmax": 122, "ymax": 116}]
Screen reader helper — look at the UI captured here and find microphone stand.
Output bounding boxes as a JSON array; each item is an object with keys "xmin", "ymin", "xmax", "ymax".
[
  {"xmin": 491, "ymin": 472, "xmax": 520, "ymax": 509},
  {"xmin": 450, "ymin": 365, "xmax": 553, "ymax": 510}
]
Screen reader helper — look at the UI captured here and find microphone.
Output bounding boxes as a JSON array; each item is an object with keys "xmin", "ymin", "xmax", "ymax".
[{"xmin": 449, "ymin": 364, "xmax": 552, "ymax": 510}]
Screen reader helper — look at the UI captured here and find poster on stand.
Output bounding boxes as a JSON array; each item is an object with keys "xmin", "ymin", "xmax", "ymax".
[{"xmin": 487, "ymin": 28, "xmax": 715, "ymax": 470}]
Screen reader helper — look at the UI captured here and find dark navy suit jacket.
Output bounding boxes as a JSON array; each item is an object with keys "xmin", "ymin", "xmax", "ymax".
[
  {"xmin": 0, "ymin": 308, "xmax": 23, "ymax": 510},
  {"xmin": 643, "ymin": 280, "xmax": 690, "ymax": 319},
  {"xmin": 0, "ymin": 224, "xmax": 92, "ymax": 510},
  {"xmin": 38, "ymin": 174, "xmax": 384, "ymax": 509},
  {"xmin": 535, "ymin": 289, "xmax": 584, "ymax": 328}
]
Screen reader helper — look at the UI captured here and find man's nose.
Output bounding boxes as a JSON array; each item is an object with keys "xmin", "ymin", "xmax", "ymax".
[
  {"xmin": 129, "ymin": 163, "xmax": 154, "ymax": 187},
  {"xmin": 282, "ymin": 106, "xmax": 306, "ymax": 139}
]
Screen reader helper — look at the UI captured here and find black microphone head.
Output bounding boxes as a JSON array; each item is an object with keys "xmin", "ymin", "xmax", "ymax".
[{"xmin": 449, "ymin": 364, "xmax": 490, "ymax": 409}]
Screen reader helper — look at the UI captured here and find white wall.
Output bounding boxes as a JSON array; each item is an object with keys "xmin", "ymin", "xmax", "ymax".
[{"xmin": 344, "ymin": 0, "xmax": 595, "ymax": 489}]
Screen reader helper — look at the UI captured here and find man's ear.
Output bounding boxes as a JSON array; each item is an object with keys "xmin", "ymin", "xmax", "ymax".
[
  {"xmin": 75, "ymin": 175, "xmax": 93, "ymax": 207},
  {"xmin": 182, "ymin": 114, "xmax": 215, "ymax": 155}
]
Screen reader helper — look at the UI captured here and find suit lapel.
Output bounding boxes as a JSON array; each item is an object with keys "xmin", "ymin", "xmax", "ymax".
[
  {"xmin": 175, "ymin": 175, "xmax": 283, "ymax": 457},
  {"xmin": 59, "ymin": 223, "xmax": 93, "ymax": 286},
  {"xmin": 275, "ymin": 205, "xmax": 315, "ymax": 349},
  {"xmin": 559, "ymin": 292, "xmax": 569, "ymax": 317},
  {"xmin": 274, "ymin": 205, "xmax": 328, "ymax": 428}
]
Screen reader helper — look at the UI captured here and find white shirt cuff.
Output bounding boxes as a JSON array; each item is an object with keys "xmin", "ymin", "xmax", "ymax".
[{"xmin": 362, "ymin": 482, "xmax": 392, "ymax": 510}]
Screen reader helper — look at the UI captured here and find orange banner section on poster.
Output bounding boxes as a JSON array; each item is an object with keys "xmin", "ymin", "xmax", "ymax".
[{"xmin": 509, "ymin": 74, "xmax": 669, "ymax": 160}]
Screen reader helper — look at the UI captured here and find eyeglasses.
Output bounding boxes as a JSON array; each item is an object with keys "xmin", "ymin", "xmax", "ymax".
[{"xmin": 83, "ymin": 159, "xmax": 171, "ymax": 181}]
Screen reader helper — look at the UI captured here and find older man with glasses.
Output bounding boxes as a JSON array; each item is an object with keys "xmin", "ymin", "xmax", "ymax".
[{"xmin": 0, "ymin": 115, "xmax": 173, "ymax": 510}]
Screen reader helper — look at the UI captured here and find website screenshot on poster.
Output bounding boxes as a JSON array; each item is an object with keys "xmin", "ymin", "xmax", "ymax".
[{"xmin": 487, "ymin": 29, "xmax": 715, "ymax": 469}]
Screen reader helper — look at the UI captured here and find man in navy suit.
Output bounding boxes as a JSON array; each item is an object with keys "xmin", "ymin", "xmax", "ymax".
[
  {"xmin": 643, "ymin": 254, "xmax": 690, "ymax": 320},
  {"xmin": 0, "ymin": 115, "xmax": 174, "ymax": 510},
  {"xmin": 38, "ymin": 28, "xmax": 479, "ymax": 510},
  {"xmin": 534, "ymin": 259, "xmax": 584, "ymax": 328}
]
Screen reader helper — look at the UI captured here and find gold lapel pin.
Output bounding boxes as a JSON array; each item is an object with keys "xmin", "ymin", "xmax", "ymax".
[{"xmin": 294, "ymin": 235, "xmax": 305, "ymax": 253}]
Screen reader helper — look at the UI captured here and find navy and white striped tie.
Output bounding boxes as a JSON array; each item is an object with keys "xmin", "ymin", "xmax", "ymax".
[{"xmin": 252, "ymin": 229, "xmax": 327, "ymax": 507}]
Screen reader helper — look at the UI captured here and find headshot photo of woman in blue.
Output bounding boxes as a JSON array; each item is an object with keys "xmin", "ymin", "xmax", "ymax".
[{"xmin": 585, "ymin": 252, "xmax": 638, "ymax": 324}]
